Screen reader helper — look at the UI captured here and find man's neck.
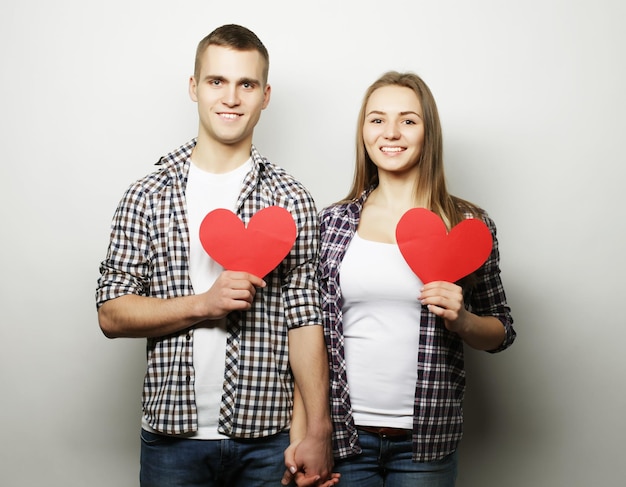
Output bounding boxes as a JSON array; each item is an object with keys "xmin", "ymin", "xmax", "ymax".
[{"xmin": 191, "ymin": 136, "xmax": 252, "ymax": 174}]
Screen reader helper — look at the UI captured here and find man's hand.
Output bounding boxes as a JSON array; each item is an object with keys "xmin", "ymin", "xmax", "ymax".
[
  {"xmin": 283, "ymin": 438, "xmax": 339, "ymax": 486},
  {"xmin": 201, "ymin": 270, "xmax": 266, "ymax": 319}
]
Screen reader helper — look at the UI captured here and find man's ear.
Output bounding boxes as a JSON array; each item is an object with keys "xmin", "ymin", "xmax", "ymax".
[
  {"xmin": 262, "ymin": 83, "xmax": 271, "ymax": 109},
  {"xmin": 189, "ymin": 76, "xmax": 198, "ymax": 102}
]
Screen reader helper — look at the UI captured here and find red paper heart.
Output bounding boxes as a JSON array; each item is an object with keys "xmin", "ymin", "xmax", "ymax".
[
  {"xmin": 395, "ymin": 208, "xmax": 492, "ymax": 283},
  {"xmin": 199, "ymin": 206, "xmax": 297, "ymax": 278}
]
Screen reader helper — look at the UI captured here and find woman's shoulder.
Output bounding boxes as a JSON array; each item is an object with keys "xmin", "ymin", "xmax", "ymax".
[
  {"xmin": 320, "ymin": 200, "xmax": 356, "ymax": 218},
  {"xmin": 321, "ymin": 189, "xmax": 370, "ymax": 219},
  {"xmin": 452, "ymin": 197, "xmax": 499, "ymax": 237},
  {"xmin": 452, "ymin": 196, "xmax": 487, "ymax": 219}
]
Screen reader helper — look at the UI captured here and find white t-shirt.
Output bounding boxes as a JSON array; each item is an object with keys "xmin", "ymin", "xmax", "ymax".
[
  {"xmin": 340, "ymin": 232, "xmax": 423, "ymax": 430},
  {"xmin": 143, "ymin": 158, "xmax": 251, "ymax": 439}
]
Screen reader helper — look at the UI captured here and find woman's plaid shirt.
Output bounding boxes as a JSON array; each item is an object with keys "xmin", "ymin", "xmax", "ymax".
[
  {"xmin": 96, "ymin": 139, "xmax": 323, "ymax": 438},
  {"xmin": 319, "ymin": 190, "xmax": 516, "ymax": 462}
]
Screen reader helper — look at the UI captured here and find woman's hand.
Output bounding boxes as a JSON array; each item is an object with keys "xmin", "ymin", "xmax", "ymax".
[
  {"xmin": 419, "ymin": 280, "xmax": 506, "ymax": 350},
  {"xmin": 419, "ymin": 281, "xmax": 468, "ymax": 333},
  {"xmin": 283, "ymin": 439, "xmax": 340, "ymax": 486}
]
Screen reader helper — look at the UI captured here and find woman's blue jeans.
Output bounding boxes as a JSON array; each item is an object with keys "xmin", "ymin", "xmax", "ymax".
[
  {"xmin": 333, "ymin": 429, "xmax": 458, "ymax": 487},
  {"xmin": 139, "ymin": 428, "xmax": 290, "ymax": 486}
]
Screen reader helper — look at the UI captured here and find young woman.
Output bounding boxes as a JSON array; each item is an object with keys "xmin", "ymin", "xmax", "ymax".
[{"xmin": 318, "ymin": 71, "xmax": 516, "ymax": 486}]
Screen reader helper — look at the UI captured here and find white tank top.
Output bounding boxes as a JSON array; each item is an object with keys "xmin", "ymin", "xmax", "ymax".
[{"xmin": 340, "ymin": 232, "xmax": 423, "ymax": 429}]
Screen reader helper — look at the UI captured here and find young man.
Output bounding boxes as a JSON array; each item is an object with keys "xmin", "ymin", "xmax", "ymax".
[{"xmin": 96, "ymin": 24, "xmax": 333, "ymax": 486}]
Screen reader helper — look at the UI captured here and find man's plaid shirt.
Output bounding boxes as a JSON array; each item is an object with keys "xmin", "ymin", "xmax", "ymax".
[
  {"xmin": 319, "ymin": 190, "xmax": 516, "ymax": 462},
  {"xmin": 96, "ymin": 139, "xmax": 322, "ymax": 438}
]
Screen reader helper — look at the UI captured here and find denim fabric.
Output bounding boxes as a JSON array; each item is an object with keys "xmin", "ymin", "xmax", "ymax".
[
  {"xmin": 333, "ymin": 429, "xmax": 458, "ymax": 487},
  {"xmin": 139, "ymin": 429, "xmax": 290, "ymax": 486}
]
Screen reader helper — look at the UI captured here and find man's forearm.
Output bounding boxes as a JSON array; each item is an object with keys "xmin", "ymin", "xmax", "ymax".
[
  {"xmin": 288, "ymin": 325, "xmax": 332, "ymax": 436},
  {"xmin": 98, "ymin": 294, "xmax": 206, "ymax": 339},
  {"xmin": 98, "ymin": 270, "xmax": 265, "ymax": 339}
]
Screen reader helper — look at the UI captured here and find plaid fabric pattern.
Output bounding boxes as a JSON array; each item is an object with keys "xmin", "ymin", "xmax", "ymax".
[
  {"xmin": 319, "ymin": 190, "xmax": 515, "ymax": 462},
  {"xmin": 96, "ymin": 139, "xmax": 322, "ymax": 438}
]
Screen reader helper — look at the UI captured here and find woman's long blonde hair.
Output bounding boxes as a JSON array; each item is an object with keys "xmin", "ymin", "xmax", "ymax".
[{"xmin": 342, "ymin": 71, "xmax": 478, "ymax": 229}]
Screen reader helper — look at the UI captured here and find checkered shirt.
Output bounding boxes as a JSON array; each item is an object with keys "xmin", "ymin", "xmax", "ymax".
[
  {"xmin": 319, "ymin": 190, "xmax": 516, "ymax": 462},
  {"xmin": 96, "ymin": 139, "xmax": 322, "ymax": 438}
]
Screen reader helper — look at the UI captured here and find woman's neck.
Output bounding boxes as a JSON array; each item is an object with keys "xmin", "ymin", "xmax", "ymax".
[
  {"xmin": 368, "ymin": 175, "xmax": 418, "ymax": 214},
  {"xmin": 359, "ymin": 179, "xmax": 421, "ymax": 243}
]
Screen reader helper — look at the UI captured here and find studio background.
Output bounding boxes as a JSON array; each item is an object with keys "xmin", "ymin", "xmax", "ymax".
[{"xmin": 1, "ymin": 1, "xmax": 624, "ymax": 485}]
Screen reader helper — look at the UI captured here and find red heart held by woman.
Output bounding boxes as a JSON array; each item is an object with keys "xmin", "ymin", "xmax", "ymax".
[
  {"xmin": 395, "ymin": 208, "xmax": 492, "ymax": 283},
  {"xmin": 199, "ymin": 206, "xmax": 297, "ymax": 278}
]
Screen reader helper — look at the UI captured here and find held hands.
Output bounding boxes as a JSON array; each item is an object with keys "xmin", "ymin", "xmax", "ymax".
[
  {"xmin": 419, "ymin": 281, "xmax": 468, "ymax": 334},
  {"xmin": 201, "ymin": 270, "xmax": 266, "ymax": 319},
  {"xmin": 282, "ymin": 437, "xmax": 340, "ymax": 487}
]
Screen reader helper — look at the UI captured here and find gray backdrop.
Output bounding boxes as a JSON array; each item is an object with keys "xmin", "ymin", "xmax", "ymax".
[{"xmin": 2, "ymin": 0, "xmax": 624, "ymax": 485}]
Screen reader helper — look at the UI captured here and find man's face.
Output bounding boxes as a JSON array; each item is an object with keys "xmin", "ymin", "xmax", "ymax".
[{"xmin": 189, "ymin": 45, "xmax": 270, "ymax": 149}]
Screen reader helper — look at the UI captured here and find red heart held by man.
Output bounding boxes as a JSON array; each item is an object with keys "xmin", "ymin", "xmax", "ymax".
[
  {"xmin": 395, "ymin": 208, "xmax": 492, "ymax": 284},
  {"xmin": 199, "ymin": 206, "xmax": 297, "ymax": 278}
]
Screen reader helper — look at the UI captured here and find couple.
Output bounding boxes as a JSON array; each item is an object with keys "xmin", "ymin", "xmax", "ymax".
[{"xmin": 96, "ymin": 24, "xmax": 516, "ymax": 487}]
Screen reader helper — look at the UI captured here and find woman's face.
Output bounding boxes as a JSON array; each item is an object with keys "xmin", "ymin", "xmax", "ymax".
[{"xmin": 362, "ymin": 85, "xmax": 425, "ymax": 177}]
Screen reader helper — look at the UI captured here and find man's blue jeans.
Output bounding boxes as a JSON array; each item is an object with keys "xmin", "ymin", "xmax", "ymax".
[
  {"xmin": 333, "ymin": 429, "xmax": 458, "ymax": 487},
  {"xmin": 139, "ymin": 429, "xmax": 290, "ymax": 486}
]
